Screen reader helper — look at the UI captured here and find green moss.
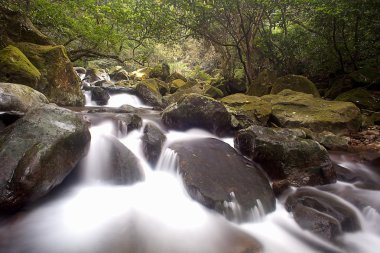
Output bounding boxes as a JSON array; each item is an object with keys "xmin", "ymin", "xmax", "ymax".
[
  {"xmin": 0, "ymin": 45, "xmax": 41, "ymax": 84},
  {"xmin": 271, "ymin": 75, "xmax": 320, "ymax": 97},
  {"xmin": 335, "ymin": 88, "xmax": 379, "ymax": 111}
]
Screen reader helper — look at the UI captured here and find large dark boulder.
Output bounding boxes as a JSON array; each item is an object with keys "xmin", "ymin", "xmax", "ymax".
[
  {"xmin": 15, "ymin": 42, "xmax": 84, "ymax": 106},
  {"xmin": 169, "ymin": 138, "xmax": 276, "ymax": 221},
  {"xmin": 286, "ymin": 187, "xmax": 362, "ymax": 236},
  {"xmin": 162, "ymin": 94, "xmax": 232, "ymax": 136},
  {"xmin": 0, "ymin": 82, "xmax": 48, "ymax": 112},
  {"xmin": 142, "ymin": 123, "xmax": 166, "ymax": 167},
  {"xmin": 335, "ymin": 88, "xmax": 379, "ymax": 111},
  {"xmin": 0, "ymin": 104, "xmax": 90, "ymax": 211},
  {"xmin": 235, "ymin": 125, "xmax": 336, "ymax": 187},
  {"xmin": 114, "ymin": 114, "xmax": 142, "ymax": 136},
  {"xmin": 99, "ymin": 136, "xmax": 144, "ymax": 185},
  {"xmin": 91, "ymin": 87, "xmax": 110, "ymax": 105}
]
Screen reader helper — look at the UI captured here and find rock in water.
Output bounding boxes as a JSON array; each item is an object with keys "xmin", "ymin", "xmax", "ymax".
[
  {"xmin": 15, "ymin": 42, "xmax": 84, "ymax": 106},
  {"xmin": 235, "ymin": 125, "xmax": 336, "ymax": 187},
  {"xmin": 0, "ymin": 82, "xmax": 48, "ymax": 112},
  {"xmin": 0, "ymin": 104, "xmax": 91, "ymax": 211},
  {"xmin": 169, "ymin": 138, "xmax": 276, "ymax": 221},
  {"xmin": 162, "ymin": 94, "xmax": 232, "ymax": 136},
  {"xmin": 91, "ymin": 87, "xmax": 110, "ymax": 105},
  {"xmin": 142, "ymin": 123, "xmax": 166, "ymax": 167},
  {"xmin": 101, "ymin": 136, "xmax": 144, "ymax": 185}
]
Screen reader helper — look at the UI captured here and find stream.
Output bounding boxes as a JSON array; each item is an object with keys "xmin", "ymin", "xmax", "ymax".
[{"xmin": 0, "ymin": 91, "xmax": 379, "ymax": 253}]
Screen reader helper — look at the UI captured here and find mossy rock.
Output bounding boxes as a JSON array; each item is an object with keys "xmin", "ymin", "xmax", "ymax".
[
  {"xmin": 170, "ymin": 79, "xmax": 186, "ymax": 92},
  {"xmin": 167, "ymin": 72, "xmax": 187, "ymax": 83},
  {"xmin": 262, "ymin": 89, "xmax": 361, "ymax": 135},
  {"xmin": 163, "ymin": 80, "xmax": 204, "ymax": 105},
  {"xmin": 135, "ymin": 79, "xmax": 165, "ymax": 107},
  {"xmin": 204, "ymin": 84, "xmax": 224, "ymax": 99},
  {"xmin": 220, "ymin": 93, "xmax": 272, "ymax": 128},
  {"xmin": 300, "ymin": 128, "xmax": 349, "ymax": 151},
  {"xmin": 15, "ymin": 42, "xmax": 84, "ymax": 106},
  {"xmin": 130, "ymin": 67, "xmax": 152, "ymax": 81},
  {"xmin": 271, "ymin": 74, "xmax": 320, "ymax": 97},
  {"xmin": 247, "ymin": 69, "xmax": 276, "ymax": 96},
  {"xmin": 0, "ymin": 82, "xmax": 48, "ymax": 112},
  {"xmin": 0, "ymin": 45, "xmax": 41, "ymax": 86},
  {"xmin": 335, "ymin": 88, "xmax": 379, "ymax": 111},
  {"xmin": 149, "ymin": 63, "xmax": 170, "ymax": 81}
]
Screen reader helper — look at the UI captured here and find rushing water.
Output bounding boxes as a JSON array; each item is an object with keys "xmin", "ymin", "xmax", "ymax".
[{"xmin": 1, "ymin": 92, "xmax": 379, "ymax": 253}]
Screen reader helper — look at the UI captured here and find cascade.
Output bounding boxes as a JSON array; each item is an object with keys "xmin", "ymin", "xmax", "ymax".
[{"xmin": 1, "ymin": 91, "xmax": 379, "ymax": 253}]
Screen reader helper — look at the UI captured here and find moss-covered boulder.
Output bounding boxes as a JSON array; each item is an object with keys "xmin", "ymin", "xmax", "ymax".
[
  {"xmin": 170, "ymin": 138, "xmax": 275, "ymax": 221},
  {"xmin": 301, "ymin": 128, "xmax": 349, "ymax": 151},
  {"xmin": 0, "ymin": 82, "xmax": 48, "ymax": 112},
  {"xmin": 149, "ymin": 63, "xmax": 170, "ymax": 81},
  {"xmin": 169, "ymin": 79, "xmax": 186, "ymax": 92},
  {"xmin": 163, "ymin": 81, "xmax": 204, "ymax": 105},
  {"xmin": 324, "ymin": 76, "xmax": 354, "ymax": 99},
  {"xmin": 235, "ymin": 125, "xmax": 336, "ymax": 187},
  {"xmin": 162, "ymin": 93, "xmax": 231, "ymax": 136},
  {"xmin": 335, "ymin": 88, "xmax": 379, "ymax": 111},
  {"xmin": 220, "ymin": 93, "xmax": 272, "ymax": 128},
  {"xmin": 135, "ymin": 79, "xmax": 165, "ymax": 107},
  {"xmin": 15, "ymin": 42, "xmax": 84, "ymax": 106},
  {"xmin": 167, "ymin": 72, "xmax": 187, "ymax": 83},
  {"xmin": 204, "ymin": 84, "xmax": 224, "ymax": 99},
  {"xmin": 0, "ymin": 104, "xmax": 90, "ymax": 211},
  {"xmin": 262, "ymin": 90, "xmax": 361, "ymax": 135},
  {"xmin": 130, "ymin": 67, "xmax": 152, "ymax": 81},
  {"xmin": 271, "ymin": 75, "xmax": 320, "ymax": 97},
  {"xmin": 0, "ymin": 45, "xmax": 41, "ymax": 86}
]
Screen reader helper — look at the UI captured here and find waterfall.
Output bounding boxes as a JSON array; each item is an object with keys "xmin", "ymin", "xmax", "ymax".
[{"xmin": 1, "ymin": 92, "xmax": 380, "ymax": 253}]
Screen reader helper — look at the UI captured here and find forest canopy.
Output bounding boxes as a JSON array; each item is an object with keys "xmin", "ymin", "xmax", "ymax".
[{"xmin": 3, "ymin": 0, "xmax": 380, "ymax": 84}]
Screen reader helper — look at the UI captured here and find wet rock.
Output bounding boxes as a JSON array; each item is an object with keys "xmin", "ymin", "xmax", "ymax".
[
  {"xmin": 115, "ymin": 113, "xmax": 142, "ymax": 136},
  {"xmin": 101, "ymin": 136, "xmax": 144, "ymax": 185},
  {"xmin": 162, "ymin": 94, "xmax": 232, "ymax": 136},
  {"xmin": 335, "ymin": 88, "xmax": 379, "ymax": 111},
  {"xmin": 0, "ymin": 104, "xmax": 91, "ymax": 211},
  {"xmin": 0, "ymin": 82, "xmax": 48, "ymax": 112},
  {"xmin": 170, "ymin": 138, "xmax": 276, "ymax": 221},
  {"xmin": 93, "ymin": 80, "xmax": 114, "ymax": 88},
  {"xmin": 220, "ymin": 93, "xmax": 272, "ymax": 128},
  {"xmin": 135, "ymin": 79, "xmax": 165, "ymax": 108},
  {"xmin": 142, "ymin": 123, "xmax": 166, "ymax": 167},
  {"xmin": 169, "ymin": 79, "xmax": 186, "ymax": 93},
  {"xmin": 270, "ymin": 75, "xmax": 320, "ymax": 97},
  {"xmin": 234, "ymin": 125, "xmax": 335, "ymax": 187},
  {"xmin": 0, "ymin": 112, "xmax": 23, "ymax": 131},
  {"xmin": 85, "ymin": 68, "xmax": 109, "ymax": 83},
  {"xmin": 15, "ymin": 42, "xmax": 84, "ymax": 106},
  {"xmin": 286, "ymin": 187, "xmax": 362, "ymax": 233},
  {"xmin": 262, "ymin": 89, "xmax": 361, "ymax": 135},
  {"xmin": 91, "ymin": 87, "xmax": 110, "ymax": 105},
  {"xmin": 0, "ymin": 45, "xmax": 41, "ymax": 86},
  {"xmin": 292, "ymin": 203, "xmax": 342, "ymax": 241}
]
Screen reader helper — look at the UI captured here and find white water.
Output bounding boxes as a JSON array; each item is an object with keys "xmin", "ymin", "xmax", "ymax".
[
  {"xmin": 84, "ymin": 91, "xmax": 149, "ymax": 108},
  {"xmin": 1, "ymin": 96, "xmax": 380, "ymax": 253}
]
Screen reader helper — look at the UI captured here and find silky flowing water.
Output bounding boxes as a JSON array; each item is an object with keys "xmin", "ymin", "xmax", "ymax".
[{"xmin": 1, "ymin": 92, "xmax": 379, "ymax": 253}]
